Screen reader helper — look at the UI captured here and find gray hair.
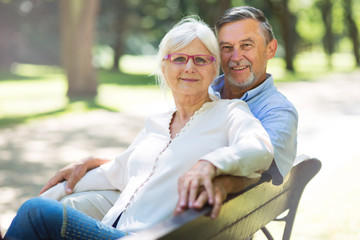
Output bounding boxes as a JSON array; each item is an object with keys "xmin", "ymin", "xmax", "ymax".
[
  {"xmin": 215, "ymin": 6, "xmax": 275, "ymax": 44},
  {"xmin": 155, "ymin": 16, "xmax": 220, "ymax": 89}
]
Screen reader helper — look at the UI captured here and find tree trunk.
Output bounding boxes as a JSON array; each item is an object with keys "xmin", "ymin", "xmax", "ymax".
[
  {"xmin": 60, "ymin": 0, "xmax": 99, "ymax": 99},
  {"xmin": 111, "ymin": 1, "xmax": 127, "ymax": 72},
  {"xmin": 112, "ymin": 38, "xmax": 123, "ymax": 71},
  {"xmin": 0, "ymin": 4, "xmax": 16, "ymax": 70},
  {"xmin": 343, "ymin": 0, "xmax": 360, "ymax": 66},
  {"xmin": 268, "ymin": 0, "xmax": 297, "ymax": 72},
  {"xmin": 319, "ymin": 0, "xmax": 334, "ymax": 68},
  {"xmin": 198, "ymin": 0, "xmax": 232, "ymax": 27}
]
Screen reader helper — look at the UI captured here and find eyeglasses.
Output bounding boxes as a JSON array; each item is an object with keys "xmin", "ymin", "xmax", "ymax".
[{"xmin": 163, "ymin": 53, "xmax": 215, "ymax": 66}]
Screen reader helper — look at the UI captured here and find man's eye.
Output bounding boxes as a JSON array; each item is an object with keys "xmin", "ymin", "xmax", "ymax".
[
  {"xmin": 221, "ymin": 46, "xmax": 233, "ymax": 53},
  {"xmin": 242, "ymin": 44, "xmax": 253, "ymax": 49}
]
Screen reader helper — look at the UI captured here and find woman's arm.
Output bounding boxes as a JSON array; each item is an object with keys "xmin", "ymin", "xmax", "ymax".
[{"xmin": 175, "ymin": 101, "xmax": 273, "ymax": 218}]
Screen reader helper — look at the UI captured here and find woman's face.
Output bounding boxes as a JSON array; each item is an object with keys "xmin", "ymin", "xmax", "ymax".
[{"xmin": 162, "ymin": 38, "xmax": 216, "ymax": 99}]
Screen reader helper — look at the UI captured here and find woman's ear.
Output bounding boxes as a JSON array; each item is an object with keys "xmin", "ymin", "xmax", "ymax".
[{"xmin": 161, "ymin": 61, "xmax": 165, "ymax": 75}]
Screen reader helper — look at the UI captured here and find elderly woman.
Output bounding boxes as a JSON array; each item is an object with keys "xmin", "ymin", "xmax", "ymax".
[{"xmin": 5, "ymin": 17, "xmax": 273, "ymax": 240}]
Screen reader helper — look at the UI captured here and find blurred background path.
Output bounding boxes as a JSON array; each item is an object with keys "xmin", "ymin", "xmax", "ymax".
[{"xmin": 1, "ymin": 71, "xmax": 360, "ymax": 239}]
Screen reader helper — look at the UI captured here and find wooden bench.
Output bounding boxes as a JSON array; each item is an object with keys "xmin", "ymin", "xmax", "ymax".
[{"xmin": 123, "ymin": 157, "xmax": 321, "ymax": 240}]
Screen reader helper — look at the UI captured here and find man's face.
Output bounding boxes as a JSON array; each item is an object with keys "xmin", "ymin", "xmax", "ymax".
[{"xmin": 218, "ymin": 19, "xmax": 275, "ymax": 90}]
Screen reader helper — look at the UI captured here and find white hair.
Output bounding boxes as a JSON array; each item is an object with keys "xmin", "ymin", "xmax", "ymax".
[{"xmin": 154, "ymin": 16, "xmax": 220, "ymax": 89}]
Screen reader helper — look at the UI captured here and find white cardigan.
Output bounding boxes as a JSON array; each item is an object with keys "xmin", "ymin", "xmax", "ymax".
[{"xmin": 42, "ymin": 99, "xmax": 273, "ymax": 232}]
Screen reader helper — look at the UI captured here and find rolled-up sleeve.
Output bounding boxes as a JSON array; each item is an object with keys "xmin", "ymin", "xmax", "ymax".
[{"xmin": 201, "ymin": 101, "xmax": 274, "ymax": 178}]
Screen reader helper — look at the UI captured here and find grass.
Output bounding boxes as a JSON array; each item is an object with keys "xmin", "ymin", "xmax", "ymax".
[
  {"xmin": 268, "ymin": 52, "xmax": 357, "ymax": 82},
  {"xmin": 0, "ymin": 61, "xmax": 161, "ymax": 127},
  {"xmin": 0, "ymin": 52, "xmax": 357, "ymax": 128}
]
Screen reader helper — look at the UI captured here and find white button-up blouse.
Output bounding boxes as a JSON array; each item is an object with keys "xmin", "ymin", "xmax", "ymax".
[{"xmin": 43, "ymin": 99, "xmax": 274, "ymax": 233}]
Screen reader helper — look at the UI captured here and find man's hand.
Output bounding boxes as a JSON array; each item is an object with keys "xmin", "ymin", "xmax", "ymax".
[
  {"xmin": 175, "ymin": 160, "xmax": 217, "ymax": 216},
  {"xmin": 39, "ymin": 157, "xmax": 110, "ymax": 195},
  {"xmin": 39, "ymin": 162, "xmax": 88, "ymax": 195},
  {"xmin": 192, "ymin": 176, "xmax": 229, "ymax": 219},
  {"xmin": 175, "ymin": 175, "xmax": 229, "ymax": 219}
]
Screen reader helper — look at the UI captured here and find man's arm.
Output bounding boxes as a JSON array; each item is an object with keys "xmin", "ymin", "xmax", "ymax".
[{"xmin": 39, "ymin": 157, "xmax": 110, "ymax": 194}]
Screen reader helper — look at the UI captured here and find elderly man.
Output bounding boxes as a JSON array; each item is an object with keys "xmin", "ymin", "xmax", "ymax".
[
  {"xmin": 175, "ymin": 6, "xmax": 297, "ymax": 218},
  {"xmin": 40, "ymin": 6, "xmax": 297, "ymax": 220}
]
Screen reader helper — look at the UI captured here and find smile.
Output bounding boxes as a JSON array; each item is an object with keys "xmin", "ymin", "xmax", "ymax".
[
  {"xmin": 180, "ymin": 78, "xmax": 199, "ymax": 82},
  {"xmin": 231, "ymin": 65, "xmax": 248, "ymax": 71}
]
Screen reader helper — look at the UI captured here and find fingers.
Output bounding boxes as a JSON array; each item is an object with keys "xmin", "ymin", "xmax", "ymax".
[
  {"xmin": 192, "ymin": 188, "xmax": 220, "ymax": 219},
  {"xmin": 39, "ymin": 183, "xmax": 52, "ymax": 195},
  {"xmin": 39, "ymin": 174, "xmax": 65, "ymax": 194},
  {"xmin": 177, "ymin": 160, "xmax": 217, "ymax": 213},
  {"xmin": 66, "ymin": 164, "xmax": 88, "ymax": 193},
  {"xmin": 188, "ymin": 178, "xmax": 200, "ymax": 208},
  {"xmin": 177, "ymin": 175, "xmax": 190, "ymax": 213},
  {"xmin": 174, "ymin": 198, "xmax": 188, "ymax": 216},
  {"xmin": 193, "ymin": 191, "xmax": 208, "ymax": 209},
  {"xmin": 176, "ymin": 182, "xmax": 224, "ymax": 219},
  {"xmin": 65, "ymin": 170, "xmax": 80, "ymax": 193},
  {"xmin": 210, "ymin": 190, "xmax": 223, "ymax": 219},
  {"xmin": 65, "ymin": 176, "xmax": 76, "ymax": 194},
  {"xmin": 203, "ymin": 179, "xmax": 214, "ymax": 205},
  {"xmin": 39, "ymin": 164, "xmax": 77, "ymax": 194},
  {"xmin": 180, "ymin": 175, "xmax": 213, "ymax": 209},
  {"xmin": 175, "ymin": 175, "xmax": 191, "ymax": 216},
  {"xmin": 39, "ymin": 158, "xmax": 98, "ymax": 195}
]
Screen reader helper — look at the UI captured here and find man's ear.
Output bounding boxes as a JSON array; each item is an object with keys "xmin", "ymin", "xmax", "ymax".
[{"xmin": 267, "ymin": 39, "xmax": 277, "ymax": 59}]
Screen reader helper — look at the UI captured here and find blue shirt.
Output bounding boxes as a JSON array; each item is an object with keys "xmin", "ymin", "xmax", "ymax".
[{"xmin": 211, "ymin": 74, "xmax": 298, "ymax": 184}]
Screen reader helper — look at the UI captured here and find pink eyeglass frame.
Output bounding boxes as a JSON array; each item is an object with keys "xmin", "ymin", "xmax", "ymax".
[{"xmin": 163, "ymin": 53, "xmax": 215, "ymax": 66}]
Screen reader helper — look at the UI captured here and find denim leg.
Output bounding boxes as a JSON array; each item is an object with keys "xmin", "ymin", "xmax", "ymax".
[
  {"xmin": 5, "ymin": 197, "xmax": 129, "ymax": 240},
  {"xmin": 5, "ymin": 197, "xmax": 64, "ymax": 240},
  {"xmin": 61, "ymin": 203, "xmax": 129, "ymax": 240}
]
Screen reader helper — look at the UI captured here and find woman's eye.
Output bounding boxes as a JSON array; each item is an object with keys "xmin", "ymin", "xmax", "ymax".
[
  {"xmin": 195, "ymin": 57, "xmax": 206, "ymax": 63},
  {"xmin": 172, "ymin": 57, "xmax": 186, "ymax": 63}
]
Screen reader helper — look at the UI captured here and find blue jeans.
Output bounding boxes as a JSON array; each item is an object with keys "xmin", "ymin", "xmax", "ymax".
[{"xmin": 5, "ymin": 197, "xmax": 129, "ymax": 240}]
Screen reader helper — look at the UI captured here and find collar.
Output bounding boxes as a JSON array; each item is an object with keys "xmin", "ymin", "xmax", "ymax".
[{"xmin": 211, "ymin": 74, "xmax": 274, "ymax": 101}]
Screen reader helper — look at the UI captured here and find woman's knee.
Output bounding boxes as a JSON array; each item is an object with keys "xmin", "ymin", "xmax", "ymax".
[
  {"xmin": 6, "ymin": 197, "xmax": 64, "ymax": 239},
  {"xmin": 19, "ymin": 197, "xmax": 63, "ymax": 224},
  {"xmin": 19, "ymin": 197, "xmax": 49, "ymax": 215}
]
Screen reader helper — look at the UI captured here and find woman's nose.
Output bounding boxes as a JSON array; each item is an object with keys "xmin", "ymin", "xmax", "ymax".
[{"xmin": 184, "ymin": 59, "xmax": 196, "ymax": 72}]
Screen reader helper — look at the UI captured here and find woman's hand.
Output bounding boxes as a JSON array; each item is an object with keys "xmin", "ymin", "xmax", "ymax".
[
  {"xmin": 175, "ymin": 160, "xmax": 217, "ymax": 215},
  {"xmin": 175, "ymin": 174, "xmax": 260, "ymax": 219},
  {"xmin": 39, "ymin": 157, "xmax": 110, "ymax": 195}
]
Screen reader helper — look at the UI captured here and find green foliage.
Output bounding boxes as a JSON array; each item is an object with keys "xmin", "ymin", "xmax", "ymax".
[
  {"xmin": 231, "ymin": 0, "xmax": 245, "ymax": 6},
  {"xmin": 332, "ymin": 0, "xmax": 345, "ymax": 34},
  {"xmin": 2, "ymin": 0, "xmax": 359, "ymax": 70},
  {"xmin": 98, "ymin": 70, "xmax": 156, "ymax": 86},
  {"xmin": 296, "ymin": 6, "xmax": 325, "ymax": 44}
]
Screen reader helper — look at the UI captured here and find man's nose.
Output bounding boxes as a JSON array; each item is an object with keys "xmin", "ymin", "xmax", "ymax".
[{"xmin": 231, "ymin": 48, "xmax": 243, "ymax": 61}]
